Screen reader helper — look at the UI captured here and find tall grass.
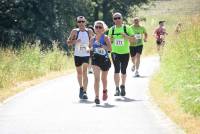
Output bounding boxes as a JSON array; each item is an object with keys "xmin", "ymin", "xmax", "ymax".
[
  {"xmin": 160, "ymin": 16, "xmax": 200, "ymax": 116},
  {"xmin": 0, "ymin": 43, "xmax": 74, "ymax": 90}
]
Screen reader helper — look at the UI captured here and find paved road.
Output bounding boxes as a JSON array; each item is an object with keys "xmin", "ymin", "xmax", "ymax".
[{"xmin": 0, "ymin": 56, "xmax": 184, "ymax": 134}]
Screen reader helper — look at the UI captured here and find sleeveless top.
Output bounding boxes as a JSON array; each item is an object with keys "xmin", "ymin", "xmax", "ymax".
[
  {"xmin": 92, "ymin": 34, "xmax": 108, "ymax": 57},
  {"xmin": 74, "ymin": 28, "xmax": 90, "ymax": 57},
  {"xmin": 155, "ymin": 27, "xmax": 165, "ymax": 40}
]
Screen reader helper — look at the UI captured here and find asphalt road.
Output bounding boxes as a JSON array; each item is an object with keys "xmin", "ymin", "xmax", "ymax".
[{"xmin": 0, "ymin": 56, "xmax": 184, "ymax": 134}]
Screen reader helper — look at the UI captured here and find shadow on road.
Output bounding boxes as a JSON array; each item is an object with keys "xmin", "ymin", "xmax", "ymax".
[
  {"xmin": 79, "ymin": 100, "xmax": 94, "ymax": 104},
  {"xmin": 133, "ymin": 75, "xmax": 148, "ymax": 78},
  {"xmin": 94, "ymin": 103, "xmax": 116, "ymax": 108},
  {"xmin": 115, "ymin": 97, "xmax": 143, "ymax": 102}
]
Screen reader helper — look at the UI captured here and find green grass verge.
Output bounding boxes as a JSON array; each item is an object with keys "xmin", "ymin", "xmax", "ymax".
[{"xmin": 160, "ymin": 17, "xmax": 200, "ymax": 116}]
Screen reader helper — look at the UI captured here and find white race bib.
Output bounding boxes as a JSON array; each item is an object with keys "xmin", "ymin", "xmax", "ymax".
[
  {"xmin": 78, "ymin": 43, "xmax": 88, "ymax": 52},
  {"xmin": 135, "ymin": 34, "xmax": 142, "ymax": 39},
  {"xmin": 114, "ymin": 39, "xmax": 124, "ymax": 46},
  {"xmin": 94, "ymin": 48, "xmax": 106, "ymax": 55}
]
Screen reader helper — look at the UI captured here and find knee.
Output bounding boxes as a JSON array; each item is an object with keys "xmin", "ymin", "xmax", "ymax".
[{"xmin": 94, "ymin": 75, "xmax": 100, "ymax": 82}]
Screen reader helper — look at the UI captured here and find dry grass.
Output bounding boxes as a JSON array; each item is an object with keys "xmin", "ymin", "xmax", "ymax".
[
  {"xmin": 0, "ymin": 69, "xmax": 74, "ymax": 102},
  {"xmin": 150, "ymin": 73, "xmax": 200, "ymax": 134}
]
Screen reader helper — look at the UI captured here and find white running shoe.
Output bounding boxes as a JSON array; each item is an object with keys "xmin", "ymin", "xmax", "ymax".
[{"xmin": 135, "ymin": 71, "xmax": 140, "ymax": 77}]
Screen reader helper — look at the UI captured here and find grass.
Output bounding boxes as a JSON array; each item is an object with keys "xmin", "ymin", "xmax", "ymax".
[
  {"xmin": 0, "ymin": 43, "xmax": 74, "ymax": 102},
  {"xmin": 162, "ymin": 17, "xmax": 200, "ymax": 115},
  {"xmin": 137, "ymin": 0, "xmax": 200, "ymax": 133},
  {"xmin": 150, "ymin": 73, "xmax": 200, "ymax": 134}
]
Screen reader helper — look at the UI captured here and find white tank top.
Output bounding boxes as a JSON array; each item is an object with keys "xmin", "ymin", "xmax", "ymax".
[{"xmin": 74, "ymin": 29, "xmax": 90, "ymax": 57}]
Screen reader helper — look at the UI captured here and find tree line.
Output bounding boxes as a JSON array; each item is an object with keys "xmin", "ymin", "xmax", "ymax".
[{"xmin": 0, "ymin": 0, "xmax": 150, "ymax": 49}]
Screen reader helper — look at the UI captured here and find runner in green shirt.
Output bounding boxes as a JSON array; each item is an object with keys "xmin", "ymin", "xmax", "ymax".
[
  {"xmin": 108, "ymin": 12, "xmax": 135, "ymax": 96},
  {"xmin": 130, "ymin": 17, "xmax": 148, "ymax": 77}
]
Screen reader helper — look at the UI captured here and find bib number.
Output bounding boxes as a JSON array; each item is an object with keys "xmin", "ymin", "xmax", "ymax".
[
  {"xmin": 94, "ymin": 48, "xmax": 106, "ymax": 55},
  {"xmin": 135, "ymin": 34, "xmax": 142, "ymax": 39},
  {"xmin": 115, "ymin": 39, "xmax": 124, "ymax": 46},
  {"xmin": 77, "ymin": 43, "xmax": 88, "ymax": 52}
]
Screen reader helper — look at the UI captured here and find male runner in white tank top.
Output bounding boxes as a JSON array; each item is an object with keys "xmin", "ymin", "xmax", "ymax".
[{"xmin": 67, "ymin": 16, "xmax": 93, "ymax": 100}]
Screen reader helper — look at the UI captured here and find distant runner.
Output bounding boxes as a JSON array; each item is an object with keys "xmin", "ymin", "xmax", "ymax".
[
  {"xmin": 175, "ymin": 23, "xmax": 182, "ymax": 34},
  {"xmin": 89, "ymin": 21, "xmax": 111, "ymax": 104},
  {"xmin": 67, "ymin": 16, "xmax": 93, "ymax": 100},
  {"xmin": 130, "ymin": 17, "xmax": 148, "ymax": 77},
  {"xmin": 108, "ymin": 12, "xmax": 135, "ymax": 97},
  {"xmin": 154, "ymin": 21, "xmax": 168, "ymax": 54}
]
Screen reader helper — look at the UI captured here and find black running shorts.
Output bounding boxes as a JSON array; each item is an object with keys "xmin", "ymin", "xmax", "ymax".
[
  {"xmin": 92, "ymin": 53, "xmax": 111, "ymax": 71},
  {"xmin": 74, "ymin": 56, "xmax": 90, "ymax": 67},
  {"xmin": 130, "ymin": 45, "xmax": 143, "ymax": 57}
]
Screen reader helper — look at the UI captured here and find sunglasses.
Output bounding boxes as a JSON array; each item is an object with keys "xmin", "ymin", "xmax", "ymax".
[
  {"xmin": 114, "ymin": 17, "xmax": 121, "ymax": 20},
  {"xmin": 77, "ymin": 21, "xmax": 85, "ymax": 23},
  {"xmin": 95, "ymin": 26, "xmax": 103, "ymax": 29}
]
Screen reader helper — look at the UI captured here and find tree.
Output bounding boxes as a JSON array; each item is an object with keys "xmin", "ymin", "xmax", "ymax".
[{"xmin": 0, "ymin": 0, "xmax": 151, "ymax": 49}]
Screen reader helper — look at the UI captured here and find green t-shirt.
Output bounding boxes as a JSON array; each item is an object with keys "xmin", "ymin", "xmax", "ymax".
[
  {"xmin": 108, "ymin": 25, "xmax": 134, "ymax": 54},
  {"xmin": 130, "ymin": 25, "xmax": 146, "ymax": 46}
]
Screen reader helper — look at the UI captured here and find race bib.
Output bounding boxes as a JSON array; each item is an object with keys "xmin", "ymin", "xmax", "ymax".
[
  {"xmin": 114, "ymin": 39, "xmax": 124, "ymax": 46},
  {"xmin": 134, "ymin": 34, "xmax": 142, "ymax": 39},
  {"xmin": 94, "ymin": 48, "xmax": 106, "ymax": 55},
  {"xmin": 78, "ymin": 43, "xmax": 88, "ymax": 52}
]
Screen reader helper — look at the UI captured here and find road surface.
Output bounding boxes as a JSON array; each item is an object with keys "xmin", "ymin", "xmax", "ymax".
[{"xmin": 0, "ymin": 56, "xmax": 184, "ymax": 134}]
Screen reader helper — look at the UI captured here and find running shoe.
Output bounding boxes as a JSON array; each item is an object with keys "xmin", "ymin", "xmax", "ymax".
[
  {"xmin": 79, "ymin": 87, "xmax": 84, "ymax": 99},
  {"xmin": 102, "ymin": 90, "xmax": 108, "ymax": 101},
  {"xmin": 88, "ymin": 67, "xmax": 93, "ymax": 74},
  {"xmin": 114, "ymin": 87, "xmax": 120, "ymax": 96},
  {"xmin": 120, "ymin": 85, "xmax": 126, "ymax": 96},
  {"xmin": 135, "ymin": 71, "xmax": 140, "ymax": 77},
  {"xmin": 95, "ymin": 97, "xmax": 100, "ymax": 104},
  {"xmin": 82, "ymin": 92, "xmax": 88, "ymax": 99}
]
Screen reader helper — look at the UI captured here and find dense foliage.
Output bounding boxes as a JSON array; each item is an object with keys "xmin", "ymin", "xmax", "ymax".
[{"xmin": 0, "ymin": 0, "xmax": 150, "ymax": 48}]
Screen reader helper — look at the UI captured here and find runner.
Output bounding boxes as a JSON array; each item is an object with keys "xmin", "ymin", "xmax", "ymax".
[
  {"xmin": 67, "ymin": 16, "xmax": 93, "ymax": 100},
  {"xmin": 175, "ymin": 23, "xmax": 182, "ymax": 34},
  {"xmin": 130, "ymin": 17, "xmax": 147, "ymax": 77},
  {"xmin": 154, "ymin": 21, "xmax": 168, "ymax": 54},
  {"xmin": 89, "ymin": 21, "xmax": 111, "ymax": 104},
  {"xmin": 108, "ymin": 12, "xmax": 135, "ymax": 96}
]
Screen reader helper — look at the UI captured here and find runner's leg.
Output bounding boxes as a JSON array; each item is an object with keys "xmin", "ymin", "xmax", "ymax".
[
  {"xmin": 93, "ymin": 65, "xmax": 101, "ymax": 98},
  {"xmin": 76, "ymin": 66, "xmax": 83, "ymax": 88},
  {"xmin": 82, "ymin": 63, "xmax": 88, "ymax": 92}
]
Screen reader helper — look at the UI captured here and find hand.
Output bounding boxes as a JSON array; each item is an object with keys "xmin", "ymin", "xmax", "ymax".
[
  {"xmin": 101, "ymin": 45, "xmax": 107, "ymax": 50},
  {"xmin": 86, "ymin": 47, "xmax": 90, "ymax": 53},
  {"xmin": 75, "ymin": 39, "xmax": 81, "ymax": 44},
  {"xmin": 121, "ymin": 33, "xmax": 128, "ymax": 39}
]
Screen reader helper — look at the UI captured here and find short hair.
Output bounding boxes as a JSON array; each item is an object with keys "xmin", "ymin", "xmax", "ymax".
[
  {"xmin": 159, "ymin": 21, "xmax": 165, "ymax": 24},
  {"xmin": 133, "ymin": 17, "xmax": 140, "ymax": 21},
  {"xmin": 76, "ymin": 16, "xmax": 86, "ymax": 21},
  {"xmin": 112, "ymin": 12, "xmax": 122, "ymax": 18}
]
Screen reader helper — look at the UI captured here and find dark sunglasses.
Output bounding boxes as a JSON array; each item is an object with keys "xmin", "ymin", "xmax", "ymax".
[
  {"xmin": 114, "ymin": 17, "xmax": 121, "ymax": 20},
  {"xmin": 95, "ymin": 26, "xmax": 103, "ymax": 29},
  {"xmin": 77, "ymin": 21, "xmax": 85, "ymax": 23}
]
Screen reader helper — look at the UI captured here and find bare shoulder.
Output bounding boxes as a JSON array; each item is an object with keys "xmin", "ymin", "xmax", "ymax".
[
  {"xmin": 71, "ymin": 28, "xmax": 79, "ymax": 34},
  {"xmin": 104, "ymin": 35, "xmax": 109, "ymax": 40}
]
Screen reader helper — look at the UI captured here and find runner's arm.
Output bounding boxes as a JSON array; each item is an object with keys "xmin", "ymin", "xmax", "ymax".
[
  {"xmin": 144, "ymin": 32, "xmax": 148, "ymax": 42},
  {"xmin": 153, "ymin": 29, "xmax": 158, "ymax": 38},
  {"xmin": 121, "ymin": 33, "xmax": 135, "ymax": 43},
  {"xmin": 67, "ymin": 29, "xmax": 77, "ymax": 46},
  {"xmin": 89, "ymin": 37, "xmax": 94, "ymax": 51},
  {"xmin": 104, "ymin": 35, "xmax": 112, "ymax": 52}
]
